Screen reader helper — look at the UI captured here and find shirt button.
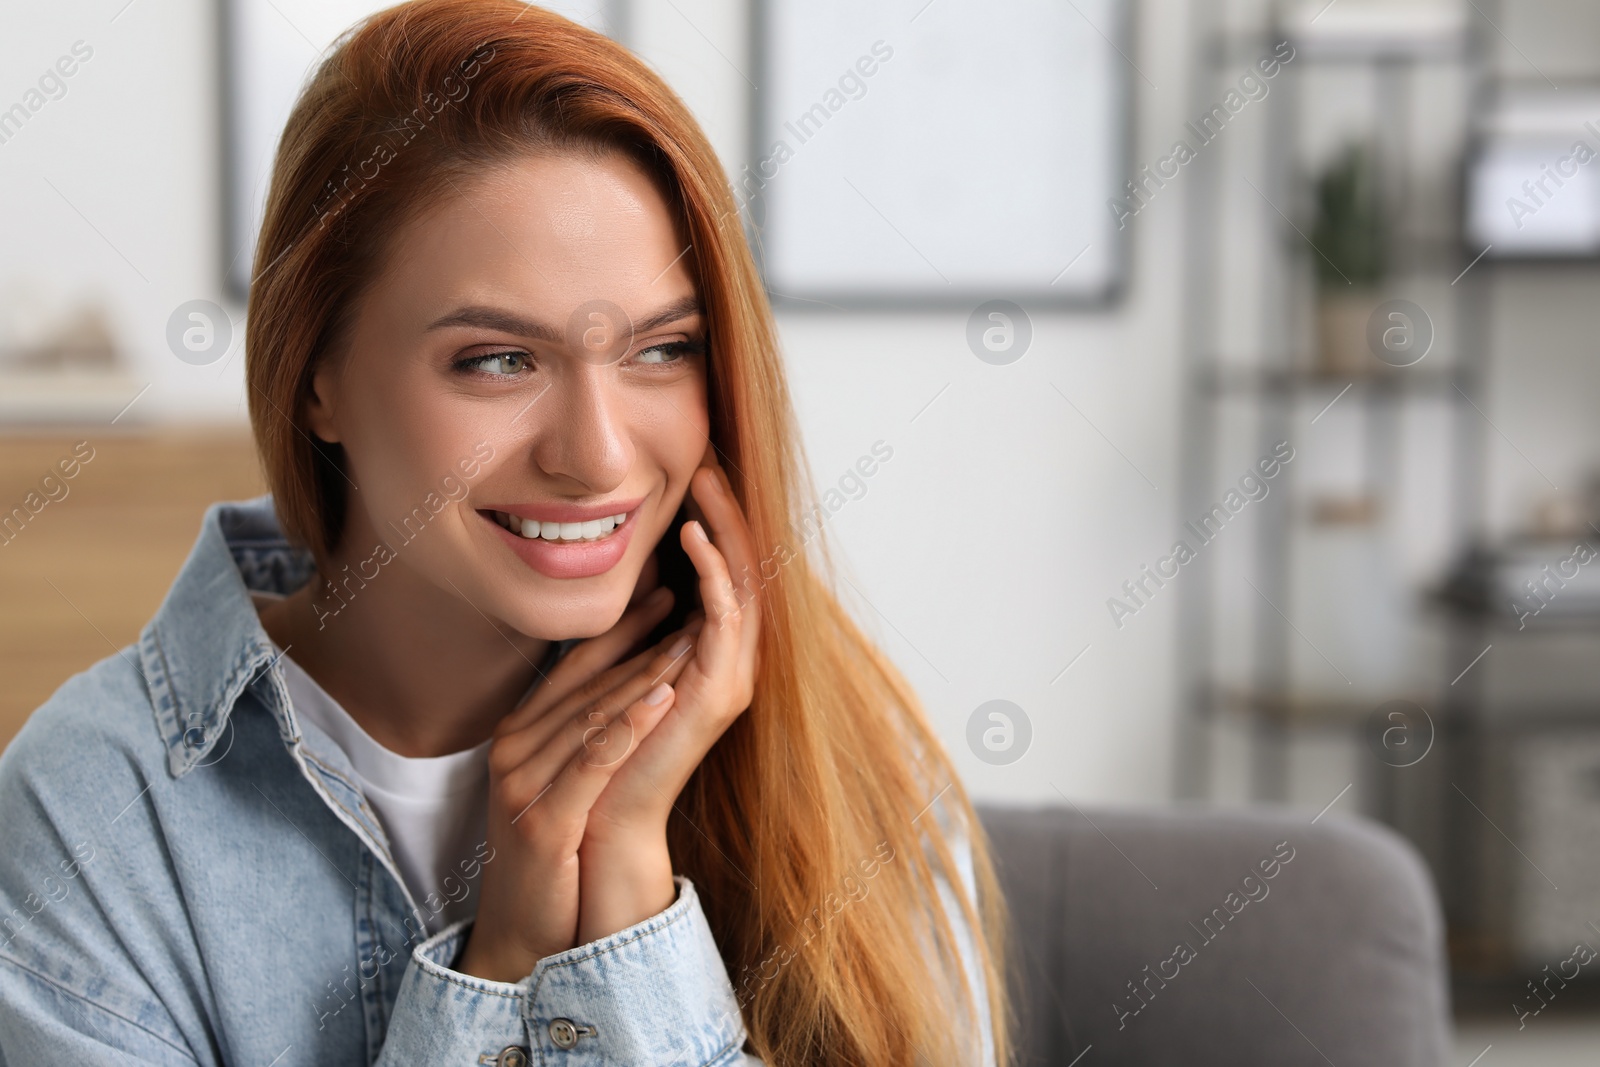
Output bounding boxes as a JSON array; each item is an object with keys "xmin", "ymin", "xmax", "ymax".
[
  {"xmin": 549, "ymin": 1017, "xmax": 596, "ymax": 1049},
  {"xmin": 494, "ymin": 1047, "xmax": 530, "ymax": 1067},
  {"xmin": 548, "ymin": 1017, "xmax": 579, "ymax": 1048}
]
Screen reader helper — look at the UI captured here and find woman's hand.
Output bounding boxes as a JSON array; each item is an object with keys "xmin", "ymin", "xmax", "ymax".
[
  {"xmin": 454, "ymin": 589, "xmax": 700, "ymax": 983},
  {"xmin": 576, "ymin": 462, "xmax": 763, "ymax": 943}
]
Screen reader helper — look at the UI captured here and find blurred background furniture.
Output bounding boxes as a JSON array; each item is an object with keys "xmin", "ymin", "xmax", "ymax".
[
  {"xmin": 978, "ymin": 803, "xmax": 1454, "ymax": 1066},
  {"xmin": 1176, "ymin": 6, "xmax": 1481, "ymax": 806},
  {"xmin": 1174, "ymin": 1, "xmax": 1600, "ymax": 1000}
]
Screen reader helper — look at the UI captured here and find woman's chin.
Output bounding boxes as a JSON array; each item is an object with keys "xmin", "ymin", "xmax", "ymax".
[{"xmin": 495, "ymin": 598, "xmax": 632, "ymax": 644}]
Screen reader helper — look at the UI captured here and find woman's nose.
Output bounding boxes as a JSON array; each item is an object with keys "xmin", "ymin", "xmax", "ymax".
[{"xmin": 527, "ymin": 369, "xmax": 634, "ymax": 492}]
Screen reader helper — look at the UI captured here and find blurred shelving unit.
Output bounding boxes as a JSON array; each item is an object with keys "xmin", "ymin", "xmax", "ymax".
[
  {"xmin": 1175, "ymin": 0, "xmax": 1483, "ymax": 801},
  {"xmin": 1171, "ymin": 0, "xmax": 1531, "ymax": 970},
  {"xmin": 1180, "ymin": 0, "xmax": 1600, "ymax": 984}
]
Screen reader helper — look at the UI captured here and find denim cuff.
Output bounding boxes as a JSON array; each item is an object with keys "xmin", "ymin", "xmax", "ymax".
[
  {"xmin": 525, "ymin": 876, "xmax": 751, "ymax": 1065},
  {"xmin": 378, "ymin": 878, "xmax": 752, "ymax": 1066},
  {"xmin": 376, "ymin": 917, "xmax": 531, "ymax": 1065}
]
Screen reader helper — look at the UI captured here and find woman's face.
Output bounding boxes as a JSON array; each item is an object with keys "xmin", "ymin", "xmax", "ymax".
[{"xmin": 305, "ymin": 148, "xmax": 710, "ymax": 639}]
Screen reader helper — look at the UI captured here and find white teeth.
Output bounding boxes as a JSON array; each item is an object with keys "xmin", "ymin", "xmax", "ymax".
[{"xmin": 495, "ymin": 509, "xmax": 630, "ymax": 543}]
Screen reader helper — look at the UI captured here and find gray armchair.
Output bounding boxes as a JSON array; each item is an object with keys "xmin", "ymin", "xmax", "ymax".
[{"xmin": 975, "ymin": 804, "xmax": 1454, "ymax": 1066}]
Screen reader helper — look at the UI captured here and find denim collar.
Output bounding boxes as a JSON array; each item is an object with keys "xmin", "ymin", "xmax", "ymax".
[{"xmin": 139, "ymin": 495, "xmax": 319, "ymax": 778}]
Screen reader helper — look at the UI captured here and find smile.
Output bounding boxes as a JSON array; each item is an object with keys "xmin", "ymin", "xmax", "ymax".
[
  {"xmin": 478, "ymin": 499, "xmax": 644, "ymax": 580},
  {"xmin": 488, "ymin": 510, "xmax": 630, "ymax": 543}
]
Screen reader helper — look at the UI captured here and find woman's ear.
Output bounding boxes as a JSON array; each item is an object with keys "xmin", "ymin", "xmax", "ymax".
[{"xmin": 305, "ymin": 362, "xmax": 341, "ymax": 444}]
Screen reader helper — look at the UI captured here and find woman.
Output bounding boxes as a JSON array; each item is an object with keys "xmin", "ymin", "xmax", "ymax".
[{"xmin": 0, "ymin": 1, "xmax": 1010, "ymax": 1063}]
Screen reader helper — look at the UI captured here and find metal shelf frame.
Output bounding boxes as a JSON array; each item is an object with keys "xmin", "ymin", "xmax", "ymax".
[{"xmin": 1172, "ymin": 8, "xmax": 1491, "ymax": 805}]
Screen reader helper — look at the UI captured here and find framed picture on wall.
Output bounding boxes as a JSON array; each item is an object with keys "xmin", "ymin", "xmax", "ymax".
[
  {"xmin": 747, "ymin": 0, "xmax": 1132, "ymax": 308},
  {"xmin": 220, "ymin": 0, "xmax": 621, "ymax": 301}
]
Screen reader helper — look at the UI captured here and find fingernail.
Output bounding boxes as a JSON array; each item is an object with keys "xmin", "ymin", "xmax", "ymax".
[
  {"xmin": 667, "ymin": 634, "xmax": 692, "ymax": 658},
  {"xmin": 646, "ymin": 586, "xmax": 672, "ymax": 608},
  {"xmin": 643, "ymin": 681, "xmax": 672, "ymax": 705},
  {"xmin": 690, "ymin": 521, "xmax": 709, "ymax": 542}
]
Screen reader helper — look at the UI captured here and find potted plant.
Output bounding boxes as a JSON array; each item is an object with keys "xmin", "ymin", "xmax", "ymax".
[{"xmin": 1309, "ymin": 142, "xmax": 1387, "ymax": 375}]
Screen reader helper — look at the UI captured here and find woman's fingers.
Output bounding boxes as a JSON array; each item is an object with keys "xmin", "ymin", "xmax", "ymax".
[
  {"xmin": 600, "ymin": 466, "xmax": 757, "ymax": 807},
  {"xmin": 681, "ymin": 465, "xmax": 761, "ymax": 686},
  {"xmin": 495, "ymin": 683, "xmax": 678, "ymax": 854},
  {"xmin": 680, "ymin": 519, "xmax": 742, "ymax": 681},
  {"xmin": 494, "ymin": 585, "xmax": 675, "ymax": 738},
  {"xmin": 489, "ymin": 620, "xmax": 700, "ymax": 778},
  {"xmin": 519, "ymin": 625, "xmax": 697, "ymax": 766},
  {"xmin": 705, "ymin": 466, "xmax": 763, "ymax": 680},
  {"xmin": 565, "ymin": 468, "xmax": 764, "ymax": 839},
  {"xmin": 693, "ymin": 466, "xmax": 759, "ymax": 610}
]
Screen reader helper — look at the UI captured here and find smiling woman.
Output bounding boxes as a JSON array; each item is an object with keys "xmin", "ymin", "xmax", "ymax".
[{"xmin": 0, "ymin": 2, "xmax": 1008, "ymax": 1065}]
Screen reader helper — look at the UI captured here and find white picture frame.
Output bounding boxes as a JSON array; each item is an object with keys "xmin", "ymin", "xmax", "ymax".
[{"xmin": 747, "ymin": 0, "xmax": 1131, "ymax": 307}]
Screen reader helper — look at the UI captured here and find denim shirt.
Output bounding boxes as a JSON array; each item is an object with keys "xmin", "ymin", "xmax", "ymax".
[{"xmin": 0, "ymin": 496, "xmax": 992, "ymax": 1065}]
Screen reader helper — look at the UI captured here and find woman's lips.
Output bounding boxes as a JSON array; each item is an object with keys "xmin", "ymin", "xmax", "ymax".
[{"xmin": 480, "ymin": 506, "xmax": 638, "ymax": 579}]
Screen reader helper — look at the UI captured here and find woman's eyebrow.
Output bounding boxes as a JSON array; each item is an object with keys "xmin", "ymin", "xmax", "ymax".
[
  {"xmin": 424, "ymin": 295, "xmax": 702, "ymax": 340},
  {"xmin": 632, "ymin": 295, "xmax": 703, "ymax": 333}
]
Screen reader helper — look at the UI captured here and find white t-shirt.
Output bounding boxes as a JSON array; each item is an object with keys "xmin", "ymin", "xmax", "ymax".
[{"xmin": 251, "ymin": 592, "xmax": 494, "ymax": 936}]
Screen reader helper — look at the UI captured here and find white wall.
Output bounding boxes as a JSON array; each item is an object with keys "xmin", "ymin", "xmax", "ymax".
[{"xmin": 0, "ymin": 0, "xmax": 1199, "ymax": 806}]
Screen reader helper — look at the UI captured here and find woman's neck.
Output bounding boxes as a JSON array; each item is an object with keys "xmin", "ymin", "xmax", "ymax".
[{"xmin": 256, "ymin": 544, "xmax": 552, "ymax": 759}]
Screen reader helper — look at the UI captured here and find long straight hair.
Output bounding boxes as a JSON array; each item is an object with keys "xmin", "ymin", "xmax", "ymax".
[{"xmin": 244, "ymin": 2, "xmax": 1012, "ymax": 1061}]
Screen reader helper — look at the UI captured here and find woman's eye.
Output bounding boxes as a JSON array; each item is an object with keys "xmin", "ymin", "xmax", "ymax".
[
  {"xmin": 454, "ymin": 339, "xmax": 702, "ymax": 376},
  {"xmin": 456, "ymin": 350, "xmax": 529, "ymax": 376},
  {"xmin": 634, "ymin": 339, "xmax": 705, "ymax": 365}
]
